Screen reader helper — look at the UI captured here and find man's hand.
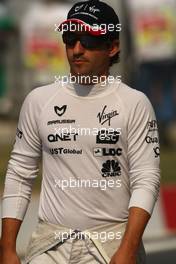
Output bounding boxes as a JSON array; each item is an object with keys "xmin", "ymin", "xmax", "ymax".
[
  {"xmin": 109, "ymin": 248, "xmax": 136, "ymax": 264},
  {"xmin": 0, "ymin": 218, "xmax": 22, "ymax": 264},
  {"xmin": 109, "ymin": 207, "xmax": 150, "ymax": 264},
  {"xmin": 0, "ymin": 247, "xmax": 21, "ymax": 264}
]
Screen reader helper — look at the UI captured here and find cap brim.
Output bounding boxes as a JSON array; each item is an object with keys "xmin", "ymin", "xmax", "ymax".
[{"xmin": 57, "ymin": 19, "xmax": 106, "ymax": 36}]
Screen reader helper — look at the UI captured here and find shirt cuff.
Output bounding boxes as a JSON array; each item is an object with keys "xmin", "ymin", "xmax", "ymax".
[
  {"xmin": 128, "ymin": 188, "xmax": 157, "ymax": 215},
  {"xmin": 2, "ymin": 197, "xmax": 29, "ymax": 220}
]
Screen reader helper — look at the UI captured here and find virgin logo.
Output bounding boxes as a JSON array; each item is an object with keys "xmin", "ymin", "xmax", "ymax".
[{"xmin": 89, "ymin": 5, "xmax": 100, "ymax": 13}]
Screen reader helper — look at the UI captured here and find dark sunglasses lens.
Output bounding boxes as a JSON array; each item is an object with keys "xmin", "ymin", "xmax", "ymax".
[
  {"xmin": 81, "ymin": 36, "xmax": 107, "ymax": 49},
  {"xmin": 62, "ymin": 33, "xmax": 77, "ymax": 46},
  {"xmin": 80, "ymin": 36, "xmax": 97, "ymax": 48},
  {"xmin": 62, "ymin": 33, "xmax": 107, "ymax": 49}
]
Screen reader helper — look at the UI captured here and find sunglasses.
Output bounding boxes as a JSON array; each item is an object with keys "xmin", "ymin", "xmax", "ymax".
[{"xmin": 62, "ymin": 32, "xmax": 110, "ymax": 49}]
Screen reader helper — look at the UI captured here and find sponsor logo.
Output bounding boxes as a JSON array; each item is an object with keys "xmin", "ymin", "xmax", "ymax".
[
  {"xmin": 96, "ymin": 129, "xmax": 120, "ymax": 144},
  {"xmin": 54, "ymin": 105, "xmax": 67, "ymax": 116},
  {"xmin": 75, "ymin": 4, "xmax": 84, "ymax": 12},
  {"xmin": 71, "ymin": 4, "xmax": 99, "ymax": 20},
  {"xmin": 147, "ymin": 120, "xmax": 158, "ymax": 132},
  {"xmin": 48, "ymin": 133, "xmax": 78, "ymax": 142},
  {"xmin": 94, "ymin": 148, "xmax": 122, "ymax": 157},
  {"xmin": 75, "ymin": 4, "xmax": 100, "ymax": 14},
  {"xmin": 145, "ymin": 136, "xmax": 159, "ymax": 144},
  {"xmin": 47, "ymin": 105, "xmax": 75, "ymax": 125},
  {"xmin": 16, "ymin": 128, "xmax": 23, "ymax": 139},
  {"xmin": 153, "ymin": 147, "xmax": 160, "ymax": 158},
  {"xmin": 97, "ymin": 105, "xmax": 119, "ymax": 126},
  {"xmin": 101, "ymin": 160, "xmax": 121, "ymax": 177},
  {"xmin": 47, "ymin": 120, "xmax": 75, "ymax": 125},
  {"xmin": 50, "ymin": 148, "xmax": 82, "ymax": 155}
]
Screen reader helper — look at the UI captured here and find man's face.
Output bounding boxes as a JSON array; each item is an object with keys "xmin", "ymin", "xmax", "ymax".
[{"xmin": 64, "ymin": 29, "xmax": 119, "ymax": 78}]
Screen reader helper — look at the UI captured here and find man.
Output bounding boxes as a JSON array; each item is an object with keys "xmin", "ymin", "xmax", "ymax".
[{"xmin": 0, "ymin": 0, "xmax": 160, "ymax": 264}]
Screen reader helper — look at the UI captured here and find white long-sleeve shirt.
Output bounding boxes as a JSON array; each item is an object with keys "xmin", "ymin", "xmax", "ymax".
[{"xmin": 2, "ymin": 79, "xmax": 160, "ymax": 230}]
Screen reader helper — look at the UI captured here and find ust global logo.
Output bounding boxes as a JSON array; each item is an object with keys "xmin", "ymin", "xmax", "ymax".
[
  {"xmin": 54, "ymin": 105, "xmax": 67, "ymax": 116},
  {"xmin": 101, "ymin": 160, "xmax": 121, "ymax": 177},
  {"xmin": 94, "ymin": 148, "xmax": 122, "ymax": 157},
  {"xmin": 96, "ymin": 129, "xmax": 120, "ymax": 144},
  {"xmin": 97, "ymin": 105, "xmax": 119, "ymax": 126},
  {"xmin": 50, "ymin": 148, "xmax": 82, "ymax": 155}
]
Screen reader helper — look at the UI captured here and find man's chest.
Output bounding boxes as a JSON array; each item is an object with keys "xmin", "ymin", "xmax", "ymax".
[{"xmin": 38, "ymin": 96, "xmax": 127, "ymax": 155}]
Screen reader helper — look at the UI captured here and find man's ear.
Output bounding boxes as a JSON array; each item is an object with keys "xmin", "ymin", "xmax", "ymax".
[{"xmin": 108, "ymin": 40, "xmax": 120, "ymax": 58}]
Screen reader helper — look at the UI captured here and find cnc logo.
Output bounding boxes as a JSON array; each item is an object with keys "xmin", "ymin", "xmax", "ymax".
[
  {"xmin": 48, "ymin": 132, "xmax": 78, "ymax": 142},
  {"xmin": 94, "ymin": 148, "xmax": 122, "ymax": 157},
  {"xmin": 96, "ymin": 129, "xmax": 120, "ymax": 144},
  {"xmin": 54, "ymin": 105, "xmax": 67, "ymax": 116},
  {"xmin": 16, "ymin": 128, "xmax": 23, "ymax": 139},
  {"xmin": 97, "ymin": 105, "xmax": 119, "ymax": 126},
  {"xmin": 101, "ymin": 160, "xmax": 121, "ymax": 177}
]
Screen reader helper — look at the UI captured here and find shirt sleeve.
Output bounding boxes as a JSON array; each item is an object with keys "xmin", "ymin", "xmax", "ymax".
[
  {"xmin": 127, "ymin": 92, "xmax": 160, "ymax": 215},
  {"xmin": 2, "ymin": 91, "xmax": 42, "ymax": 220}
]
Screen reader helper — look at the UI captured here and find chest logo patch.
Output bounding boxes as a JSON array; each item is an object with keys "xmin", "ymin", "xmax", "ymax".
[
  {"xmin": 101, "ymin": 160, "xmax": 121, "ymax": 177},
  {"xmin": 97, "ymin": 105, "xmax": 119, "ymax": 126},
  {"xmin": 54, "ymin": 105, "xmax": 67, "ymax": 116}
]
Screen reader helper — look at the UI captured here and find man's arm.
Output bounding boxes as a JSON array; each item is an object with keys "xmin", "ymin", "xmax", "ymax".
[
  {"xmin": 0, "ymin": 218, "xmax": 22, "ymax": 264},
  {"xmin": 110, "ymin": 207, "xmax": 150, "ymax": 264},
  {"xmin": 111, "ymin": 92, "xmax": 160, "ymax": 264},
  {"xmin": 1, "ymin": 90, "xmax": 42, "ymax": 263}
]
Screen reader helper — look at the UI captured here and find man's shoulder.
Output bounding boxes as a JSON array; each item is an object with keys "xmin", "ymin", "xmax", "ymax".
[
  {"xmin": 117, "ymin": 82, "xmax": 151, "ymax": 107},
  {"xmin": 116, "ymin": 82, "xmax": 155, "ymax": 120},
  {"xmin": 118, "ymin": 82, "xmax": 145, "ymax": 99},
  {"xmin": 24, "ymin": 82, "xmax": 59, "ymax": 106},
  {"xmin": 28, "ymin": 82, "xmax": 58, "ymax": 98},
  {"xmin": 20, "ymin": 82, "xmax": 60, "ymax": 116}
]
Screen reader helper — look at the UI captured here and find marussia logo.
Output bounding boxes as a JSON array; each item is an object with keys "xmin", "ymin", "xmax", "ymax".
[
  {"xmin": 54, "ymin": 105, "xmax": 67, "ymax": 116},
  {"xmin": 97, "ymin": 105, "xmax": 119, "ymax": 126},
  {"xmin": 101, "ymin": 160, "xmax": 121, "ymax": 177}
]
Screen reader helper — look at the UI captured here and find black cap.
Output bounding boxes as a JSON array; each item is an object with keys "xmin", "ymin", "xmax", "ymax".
[{"xmin": 58, "ymin": 0, "xmax": 121, "ymax": 39}]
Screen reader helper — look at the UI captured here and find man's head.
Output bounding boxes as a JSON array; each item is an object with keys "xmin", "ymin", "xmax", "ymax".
[{"xmin": 58, "ymin": 0, "xmax": 121, "ymax": 79}]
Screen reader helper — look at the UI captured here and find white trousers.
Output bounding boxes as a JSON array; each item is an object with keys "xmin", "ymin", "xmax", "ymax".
[{"xmin": 29, "ymin": 236, "xmax": 106, "ymax": 264}]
